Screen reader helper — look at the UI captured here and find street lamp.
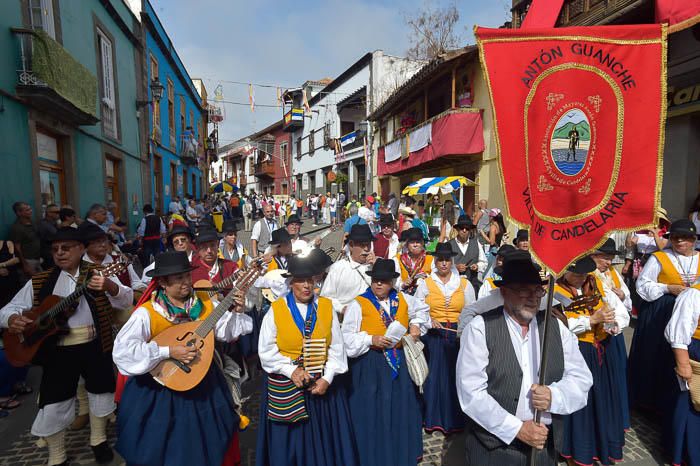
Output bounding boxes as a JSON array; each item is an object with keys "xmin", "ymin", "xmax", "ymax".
[{"xmin": 137, "ymin": 78, "xmax": 165, "ymax": 107}]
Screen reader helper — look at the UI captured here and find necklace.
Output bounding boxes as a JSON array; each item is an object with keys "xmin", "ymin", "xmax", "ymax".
[{"xmin": 672, "ymin": 250, "xmax": 697, "ymax": 286}]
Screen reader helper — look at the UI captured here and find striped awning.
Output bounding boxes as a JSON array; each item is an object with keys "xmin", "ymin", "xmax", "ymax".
[{"xmin": 402, "ymin": 176, "xmax": 476, "ymax": 196}]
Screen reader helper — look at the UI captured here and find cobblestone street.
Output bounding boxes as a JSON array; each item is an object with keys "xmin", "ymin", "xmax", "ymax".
[{"xmin": 0, "ymin": 222, "xmax": 674, "ymax": 465}]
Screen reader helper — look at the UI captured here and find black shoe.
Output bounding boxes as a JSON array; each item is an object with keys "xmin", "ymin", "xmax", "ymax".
[
  {"xmin": 54, "ymin": 461, "xmax": 69, "ymax": 466},
  {"xmin": 91, "ymin": 442, "xmax": 114, "ymax": 464}
]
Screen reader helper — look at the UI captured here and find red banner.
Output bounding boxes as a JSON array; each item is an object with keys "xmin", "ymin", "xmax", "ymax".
[
  {"xmin": 476, "ymin": 25, "xmax": 666, "ymax": 275},
  {"xmin": 521, "ymin": 0, "xmax": 565, "ymax": 28},
  {"xmin": 656, "ymin": 0, "xmax": 700, "ymax": 33}
]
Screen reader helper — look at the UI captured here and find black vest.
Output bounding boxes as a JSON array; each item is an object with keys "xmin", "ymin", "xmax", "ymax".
[
  {"xmin": 144, "ymin": 214, "xmax": 161, "ymax": 238},
  {"xmin": 472, "ymin": 307, "xmax": 565, "ymax": 451}
]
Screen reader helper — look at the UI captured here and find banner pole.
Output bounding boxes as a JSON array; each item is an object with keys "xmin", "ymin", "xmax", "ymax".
[{"xmin": 529, "ymin": 273, "xmax": 556, "ymax": 466}]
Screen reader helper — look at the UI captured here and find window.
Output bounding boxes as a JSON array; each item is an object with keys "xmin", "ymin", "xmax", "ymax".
[
  {"xmin": 170, "ymin": 163, "xmax": 178, "ymax": 197},
  {"xmin": 308, "ymin": 130, "xmax": 315, "ymax": 155},
  {"xmin": 105, "ymin": 157, "xmax": 121, "ymax": 213},
  {"xmin": 180, "ymin": 96, "xmax": 186, "ymax": 133},
  {"xmin": 167, "ymin": 79, "xmax": 175, "ymax": 147},
  {"xmin": 189, "ymin": 110, "xmax": 194, "ymax": 130},
  {"xmin": 295, "ymin": 137, "xmax": 302, "ymax": 159},
  {"xmin": 37, "ymin": 130, "xmax": 64, "ymax": 211},
  {"xmin": 192, "ymin": 173, "xmax": 197, "ymax": 197},
  {"xmin": 29, "ymin": 0, "xmax": 56, "ymax": 39},
  {"xmin": 97, "ymin": 28, "xmax": 118, "ymax": 139},
  {"xmin": 183, "ymin": 169, "xmax": 188, "ymax": 196},
  {"xmin": 279, "ymin": 142, "xmax": 288, "ymax": 169},
  {"xmin": 150, "ymin": 55, "xmax": 160, "ymax": 136},
  {"xmin": 153, "ymin": 154, "xmax": 163, "ymax": 214},
  {"xmin": 340, "ymin": 121, "xmax": 355, "ymax": 136}
]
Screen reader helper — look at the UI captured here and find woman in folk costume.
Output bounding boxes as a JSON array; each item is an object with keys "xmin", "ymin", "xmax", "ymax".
[
  {"xmin": 219, "ymin": 219, "xmax": 248, "ymax": 269},
  {"xmin": 342, "ymin": 258, "xmax": 430, "ymax": 465},
  {"xmin": 113, "ymin": 251, "xmax": 253, "ymax": 466},
  {"xmin": 478, "ymin": 244, "xmax": 516, "ymax": 299},
  {"xmin": 590, "ymin": 238, "xmax": 633, "ymax": 430},
  {"xmin": 556, "ymin": 257, "xmax": 630, "ymax": 466},
  {"xmin": 413, "ymin": 242, "xmax": 475, "ymax": 434},
  {"xmin": 664, "ymin": 287, "xmax": 700, "ymax": 466},
  {"xmin": 393, "ymin": 227, "xmax": 434, "ymax": 295},
  {"xmin": 629, "ymin": 219, "xmax": 700, "ymax": 414},
  {"xmin": 255, "ymin": 255, "xmax": 358, "ymax": 466}
]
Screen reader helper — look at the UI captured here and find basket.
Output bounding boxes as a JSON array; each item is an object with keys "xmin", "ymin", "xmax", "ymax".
[{"xmin": 688, "ymin": 359, "xmax": 700, "ymax": 411}]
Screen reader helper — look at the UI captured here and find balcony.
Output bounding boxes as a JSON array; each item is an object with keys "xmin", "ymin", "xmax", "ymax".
[
  {"xmin": 283, "ymin": 108, "xmax": 304, "ymax": 132},
  {"xmin": 11, "ymin": 28, "xmax": 98, "ymax": 126},
  {"xmin": 179, "ymin": 133, "xmax": 200, "ymax": 165},
  {"xmin": 254, "ymin": 160, "xmax": 275, "ymax": 178}
]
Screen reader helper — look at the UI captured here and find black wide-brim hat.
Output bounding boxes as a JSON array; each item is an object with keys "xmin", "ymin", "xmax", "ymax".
[
  {"xmin": 347, "ymin": 224, "xmax": 375, "ymax": 243},
  {"xmin": 400, "ymin": 227, "xmax": 424, "ymax": 243},
  {"xmin": 493, "ymin": 253, "xmax": 547, "ymax": 287},
  {"xmin": 567, "ymin": 256, "xmax": 597, "ymax": 275},
  {"xmin": 167, "ymin": 225, "xmax": 193, "ymax": 241},
  {"xmin": 308, "ymin": 247, "xmax": 334, "ymax": 273},
  {"xmin": 513, "ymin": 229, "xmax": 529, "ymax": 245},
  {"xmin": 454, "ymin": 214, "xmax": 475, "ymax": 228},
  {"xmin": 379, "ymin": 213, "xmax": 395, "ymax": 226},
  {"xmin": 269, "ymin": 228, "xmax": 292, "ymax": 245},
  {"xmin": 285, "ymin": 214, "xmax": 304, "ymax": 226},
  {"xmin": 195, "ymin": 228, "xmax": 219, "ymax": 244},
  {"xmin": 50, "ymin": 226, "xmax": 83, "ymax": 244},
  {"xmin": 145, "ymin": 251, "xmax": 196, "ymax": 277},
  {"xmin": 222, "ymin": 219, "xmax": 239, "ymax": 233},
  {"xmin": 429, "ymin": 242, "xmax": 458, "ymax": 258},
  {"xmin": 497, "ymin": 244, "xmax": 516, "ymax": 258},
  {"xmin": 663, "ymin": 219, "xmax": 700, "ymax": 239},
  {"xmin": 366, "ymin": 258, "xmax": 400, "ymax": 280},
  {"xmin": 594, "ymin": 238, "xmax": 621, "ymax": 256},
  {"xmin": 77, "ymin": 222, "xmax": 108, "ymax": 243},
  {"xmin": 282, "ymin": 255, "xmax": 316, "ymax": 279}
]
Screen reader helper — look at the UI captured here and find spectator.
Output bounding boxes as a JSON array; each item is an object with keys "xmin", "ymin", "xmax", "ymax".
[
  {"xmin": 243, "ymin": 195, "xmax": 253, "ymax": 231},
  {"xmin": 105, "ymin": 201, "xmax": 125, "ymax": 237},
  {"xmin": 59, "ymin": 207, "xmax": 77, "ymax": 227},
  {"xmin": 426, "ymin": 195, "xmax": 442, "ymax": 227},
  {"xmin": 185, "ymin": 199, "xmax": 199, "ymax": 233},
  {"xmin": 168, "ymin": 195, "xmax": 182, "ymax": 215},
  {"xmin": 310, "ymin": 193, "xmax": 319, "ymax": 226},
  {"xmin": 474, "ymin": 199, "xmax": 490, "ymax": 252},
  {"xmin": 337, "ymin": 191, "xmax": 346, "ymax": 222},
  {"xmin": 386, "ymin": 192, "xmax": 398, "ymax": 218},
  {"xmin": 85, "ymin": 204, "xmax": 109, "ymax": 233},
  {"xmin": 343, "ymin": 204, "xmax": 366, "ymax": 236},
  {"xmin": 329, "ymin": 193, "xmax": 338, "ymax": 226},
  {"xmin": 8, "ymin": 202, "xmax": 41, "ymax": 279},
  {"xmin": 480, "ymin": 208, "xmax": 507, "ymax": 270},
  {"xmin": 136, "ymin": 204, "xmax": 166, "ymax": 266},
  {"xmin": 0, "ymin": 238, "xmax": 22, "ymax": 307},
  {"xmin": 195, "ymin": 198, "xmax": 207, "ymax": 224},
  {"xmin": 39, "ymin": 203, "xmax": 60, "ymax": 267},
  {"xmin": 250, "ymin": 203, "xmax": 278, "ymax": 255}
]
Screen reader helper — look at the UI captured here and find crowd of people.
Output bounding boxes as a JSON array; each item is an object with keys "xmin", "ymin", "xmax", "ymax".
[{"xmin": 0, "ymin": 191, "xmax": 700, "ymax": 466}]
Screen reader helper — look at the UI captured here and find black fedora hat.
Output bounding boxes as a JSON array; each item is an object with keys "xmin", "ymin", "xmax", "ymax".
[
  {"xmin": 167, "ymin": 225, "xmax": 193, "ymax": 241},
  {"xmin": 513, "ymin": 229, "xmax": 529, "ymax": 245},
  {"xmin": 494, "ymin": 249, "xmax": 539, "ymax": 276},
  {"xmin": 269, "ymin": 228, "xmax": 292, "ymax": 245},
  {"xmin": 497, "ymin": 244, "xmax": 516, "ymax": 258},
  {"xmin": 453, "ymin": 215, "xmax": 474, "ymax": 228},
  {"xmin": 379, "ymin": 213, "xmax": 395, "ymax": 226},
  {"xmin": 145, "ymin": 251, "xmax": 196, "ymax": 277},
  {"xmin": 663, "ymin": 219, "xmax": 699, "ymax": 239},
  {"xmin": 400, "ymin": 227, "xmax": 424, "ymax": 243},
  {"xmin": 50, "ymin": 226, "xmax": 83, "ymax": 244},
  {"xmin": 567, "ymin": 256, "xmax": 597, "ymax": 275},
  {"xmin": 195, "ymin": 228, "xmax": 219, "ymax": 244},
  {"xmin": 308, "ymin": 248, "xmax": 334, "ymax": 274},
  {"xmin": 594, "ymin": 238, "xmax": 621, "ymax": 256},
  {"xmin": 77, "ymin": 222, "xmax": 108, "ymax": 243},
  {"xmin": 285, "ymin": 214, "xmax": 304, "ymax": 226},
  {"xmin": 429, "ymin": 242, "xmax": 458, "ymax": 258},
  {"xmin": 494, "ymin": 253, "xmax": 547, "ymax": 286},
  {"xmin": 347, "ymin": 224, "xmax": 375, "ymax": 243},
  {"xmin": 222, "ymin": 219, "xmax": 239, "ymax": 233},
  {"xmin": 366, "ymin": 258, "xmax": 400, "ymax": 280},
  {"xmin": 282, "ymin": 255, "xmax": 316, "ymax": 279}
]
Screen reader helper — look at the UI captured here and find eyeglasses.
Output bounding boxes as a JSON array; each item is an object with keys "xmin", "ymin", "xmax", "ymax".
[
  {"xmin": 456, "ymin": 226, "xmax": 469, "ymax": 231},
  {"xmin": 505, "ymin": 286, "xmax": 546, "ymax": 298},
  {"xmin": 51, "ymin": 243, "xmax": 80, "ymax": 254}
]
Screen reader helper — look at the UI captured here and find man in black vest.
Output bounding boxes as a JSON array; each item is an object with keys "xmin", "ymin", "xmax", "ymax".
[
  {"xmin": 449, "ymin": 215, "xmax": 487, "ymax": 292},
  {"xmin": 0, "ymin": 227, "xmax": 133, "ymax": 466},
  {"xmin": 456, "ymin": 256, "xmax": 592, "ymax": 465},
  {"xmin": 136, "ymin": 204, "xmax": 166, "ymax": 266}
]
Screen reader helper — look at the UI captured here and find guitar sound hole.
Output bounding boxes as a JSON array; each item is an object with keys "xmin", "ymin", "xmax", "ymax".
[{"xmin": 176, "ymin": 331, "xmax": 193, "ymax": 342}]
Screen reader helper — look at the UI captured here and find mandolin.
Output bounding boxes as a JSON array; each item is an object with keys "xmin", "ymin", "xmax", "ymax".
[
  {"xmin": 4, "ymin": 260, "xmax": 129, "ymax": 367},
  {"xmin": 149, "ymin": 259, "xmax": 264, "ymax": 391}
]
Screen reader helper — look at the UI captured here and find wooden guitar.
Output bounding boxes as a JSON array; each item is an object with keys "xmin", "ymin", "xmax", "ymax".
[
  {"xmin": 4, "ymin": 260, "xmax": 129, "ymax": 367},
  {"xmin": 149, "ymin": 259, "xmax": 264, "ymax": 391}
]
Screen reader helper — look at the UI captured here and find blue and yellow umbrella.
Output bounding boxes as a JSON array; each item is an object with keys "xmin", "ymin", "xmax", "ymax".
[
  {"xmin": 210, "ymin": 181, "xmax": 238, "ymax": 193},
  {"xmin": 401, "ymin": 176, "xmax": 476, "ymax": 196}
]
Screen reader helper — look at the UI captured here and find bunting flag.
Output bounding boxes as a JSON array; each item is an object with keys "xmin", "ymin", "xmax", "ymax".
[
  {"xmin": 476, "ymin": 24, "xmax": 667, "ymax": 275},
  {"xmin": 520, "ymin": 0, "xmax": 566, "ymax": 28},
  {"xmin": 276, "ymin": 87, "xmax": 282, "ymax": 108},
  {"xmin": 214, "ymin": 84, "xmax": 224, "ymax": 102},
  {"xmin": 656, "ymin": 0, "xmax": 700, "ymax": 33},
  {"xmin": 302, "ymin": 89, "xmax": 311, "ymax": 114},
  {"xmin": 249, "ymin": 84, "xmax": 255, "ymax": 112}
]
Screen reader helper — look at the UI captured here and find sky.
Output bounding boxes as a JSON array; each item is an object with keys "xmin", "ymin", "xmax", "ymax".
[{"xmin": 149, "ymin": 0, "xmax": 512, "ymax": 145}]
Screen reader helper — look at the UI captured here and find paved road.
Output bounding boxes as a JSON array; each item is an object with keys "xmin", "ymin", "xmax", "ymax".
[{"xmin": 0, "ymin": 220, "xmax": 672, "ymax": 465}]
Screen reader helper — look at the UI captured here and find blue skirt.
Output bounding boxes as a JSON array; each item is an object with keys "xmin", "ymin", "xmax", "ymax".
[
  {"xmin": 562, "ymin": 340, "xmax": 625, "ymax": 466},
  {"xmin": 345, "ymin": 349, "xmax": 423, "ymax": 466},
  {"xmin": 421, "ymin": 325, "xmax": 465, "ymax": 433},
  {"xmin": 238, "ymin": 302, "xmax": 268, "ymax": 357},
  {"xmin": 628, "ymin": 294, "xmax": 677, "ymax": 413},
  {"xmin": 115, "ymin": 366, "xmax": 237, "ymax": 466},
  {"xmin": 607, "ymin": 333, "xmax": 631, "ymax": 430},
  {"xmin": 255, "ymin": 375, "xmax": 359, "ymax": 466},
  {"xmin": 669, "ymin": 339, "xmax": 700, "ymax": 466}
]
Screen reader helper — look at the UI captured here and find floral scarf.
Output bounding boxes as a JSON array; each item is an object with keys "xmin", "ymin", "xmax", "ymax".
[{"xmin": 151, "ymin": 289, "xmax": 203, "ymax": 323}]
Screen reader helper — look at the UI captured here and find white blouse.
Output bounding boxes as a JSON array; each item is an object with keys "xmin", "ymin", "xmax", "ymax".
[
  {"xmin": 665, "ymin": 287, "xmax": 700, "ymax": 350},
  {"xmin": 414, "ymin": 269, "xmax": 476, "ymax": 328},
  {"xmin": 636, "ymin": 250, "xmax": 700, "ymax": 302}
]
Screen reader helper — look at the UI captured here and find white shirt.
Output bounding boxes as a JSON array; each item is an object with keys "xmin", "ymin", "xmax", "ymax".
[
  {"xmin": 457, "ymin": 310, "xmax": 593, "ymax": 444},
  {"xmin": 329, "ymin": 198, "xmax": 337, "ymax": 213},
  {"xmin": 414, "ymin": 269, "xmax": 476, "ymax": 328},
  {"xmin": 477, "ymin": 277, "xmax": 499, "ymax": 300},
  {"xmin": 258, "ymin": 299, "xmax": 347, "ymax": 385},
  {"xmin": 81, "ymin": 253, "xmax": 135, "ymax": 310},
  {"xmin": 186, "ymin": 205, "xmax": 198, "ymax": 222},
  {"xmin": 320, "ymin": 256, "xmax": 373, "ymax": 315},
  {"xmin": 665, "ymin": 287, "xmax": 700, "ymax": 350},
  {"xmin": 636, "ymin": 250, "xmax": 700, "ymax": 302},
  {"xmin": 113, "ymin": 303, "xmax": 253, "ymax": 376},
  {"xmin": 251, "ymin": 218, "xmax": 278, "ymax": 242},
  {"xmin": 595, "ymin": 268, "xmax": 632, "ymax": 313},
  {"xmin": 169, "ymin": 201, "xmax": 181, "ymax": 215},
  {"xmin": 341, "ymin": 291, "xmax": 429, "ymax": 357}
]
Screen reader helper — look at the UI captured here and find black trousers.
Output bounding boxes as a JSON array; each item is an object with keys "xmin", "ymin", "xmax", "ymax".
[
  {"xmin": 36, "ymin": 339, "xmax": 115, "ymax": 408},
  {"xmin": 465, "ymin": 430, "xmax": 557, "ymax": 466}
]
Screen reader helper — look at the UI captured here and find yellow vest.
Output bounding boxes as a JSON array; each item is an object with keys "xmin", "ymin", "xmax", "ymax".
[
  {"xmin": 271, "ymin": 296, "xmax": 333, "ymax": 363},
  {"xmin": 555, "ymin": 276, "xmax": 608, "ymax": 344},
  {"xmin": 486, "ymin": 277, "xmax": 497, "ymax": 290},
  {"xmin": 607, "ymin": 269, "xmax": 622, "ymax": 289},
  {"xmin": 425, "ymin": 276, "xmax": 467, "ymax": 323},
  {"xmin": 652, "ymin": 251, "xmax": 700, "ymax": 286},
  {"xmin": 395, "ymin": 253, "xmax": 434, "ymax": 281},
  {"xmin": 356, "ymin": 293, "xmax": 409, "ymax": 337},
  {"xmin": 143, "ymin": 291, "xmax": 215, "ymax": 338}
]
